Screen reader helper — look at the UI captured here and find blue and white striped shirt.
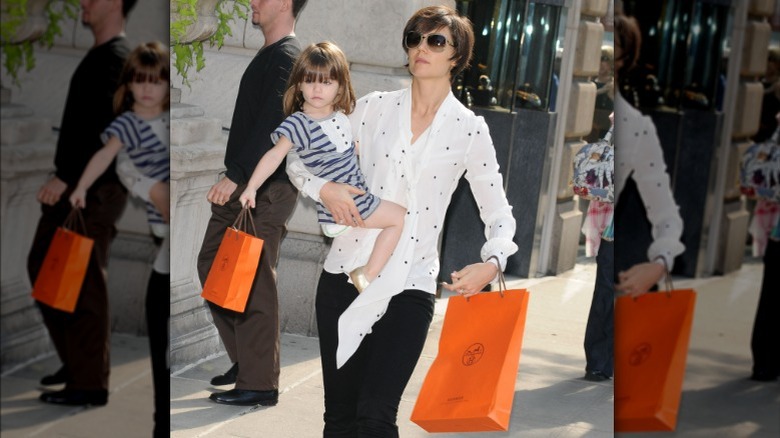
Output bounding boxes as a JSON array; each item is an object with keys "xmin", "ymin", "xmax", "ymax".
[
  {"xmin": 272, "ymin": 111, "xmax": 379, "ymax": 224},
  {"xmin": 101, "ymin": 111, "xmax": 169, "ymax": 224}
]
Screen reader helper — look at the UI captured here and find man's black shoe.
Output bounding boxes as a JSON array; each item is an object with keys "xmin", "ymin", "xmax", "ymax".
[
  {"xmin": 208, "ymin": 388, "xmax": 278, "ymax": 406},
  {"xmin": 583, "ymin": 370, "xmax": 611, "ymax": 382},
  {"xmin": 210, "ymin": 363, "xmax": 238, "ymax": 386},
  {"xmin": 40, "ymin": 366, "xmax": 68, "ymax": 386},
  {"xmin": 39, "ymin": 389, "xmax": 108, "ymax": 406},
  {"xmin": 749, "ymin": 370, "xmax": 779, "ymax": 382}
]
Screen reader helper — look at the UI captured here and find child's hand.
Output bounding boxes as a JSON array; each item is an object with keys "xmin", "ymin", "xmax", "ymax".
[
  {"xmin": 69, "ymin": 187, "xmax": 87, "ymax": 209},
  {"xmin": 238, "ymin": 189, "xmax": 256, "ymax": 209}
]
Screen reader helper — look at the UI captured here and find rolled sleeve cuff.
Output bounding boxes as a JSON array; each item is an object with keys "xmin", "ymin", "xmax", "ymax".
[
  {"xmin": 303, "ymin": 176, "xmax": 327, "ymax": 203},
  {"xmin": 480, "ymin": 238, "xmax": 518, "ymax": 283},
  {"xmin": 132, "ymin": 176, "xmax": 156, "ymax": 202},
  {"xmin": 647, "ymin": 239, "xmax": 685, "ymax": 273}
]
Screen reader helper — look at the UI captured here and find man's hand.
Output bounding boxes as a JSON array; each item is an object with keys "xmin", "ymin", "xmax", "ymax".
[
  {"xmin": 150, "ymin": 181, "xmax": 170, "ymax": 223},
  {"xmin": 206, "ymin": 176, "xmax": 237, "ymax": 206},
  {"xmin": 319, "ymin": 181, "xmax": 366, "ymax": 227},
  {"xmin": 37, "ymin": 176, "xmax": 68, "ymax": 206}
]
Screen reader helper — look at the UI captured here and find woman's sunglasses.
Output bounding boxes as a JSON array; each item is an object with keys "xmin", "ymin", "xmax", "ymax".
[{"xmin": 404, "ymin": 31, "xmax": 455, "ymax": 52}]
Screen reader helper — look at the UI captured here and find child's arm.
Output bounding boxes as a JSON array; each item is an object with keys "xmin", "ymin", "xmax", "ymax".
[
  {"xmin": 238, "ymin": 136, "xmax": 295, "ymax": 208},
  {"xmin": 69, "ymin": 136, "xmax": 123, "ymax": 208}
]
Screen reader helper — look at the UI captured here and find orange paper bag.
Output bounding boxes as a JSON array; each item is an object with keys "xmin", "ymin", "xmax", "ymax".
[
  {"xmin": 411, "ymin": 271, "xmax": 529, "ymax": 433},
  {"xmin": 201, "ymin": 207, "xmax": 264, "ymax": 313},
  {"xmin": 32, "ymin": 208, "xmax": 94, "ymax": 313},
  {"xmin": 615, "ymin": 289, "xmax": 696, "ymax": 432}
]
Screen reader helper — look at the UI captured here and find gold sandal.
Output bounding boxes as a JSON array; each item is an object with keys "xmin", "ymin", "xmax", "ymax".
[{"xmin": 349, "ymin": 266, "xmax": 370, "ymax": 293}]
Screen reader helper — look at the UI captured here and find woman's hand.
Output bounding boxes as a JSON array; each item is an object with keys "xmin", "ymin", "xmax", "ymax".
[
  {"xmin": 320, "ymin": 181, "xmax": 366, "ymax": 227},
  {"xmin": 441, "ymin": 262, "xmax": 499, "ymax": 298},
  {"xmin": 206, "ymin": 176, "xmax": 237, "ymax": 206},
  {"xmin": 616, "ymin": 262, "xmax": 666, "ymax": 298},
  {"xmin": 38, "ymin": 176, "xmax": 68, "ymax": 206}
]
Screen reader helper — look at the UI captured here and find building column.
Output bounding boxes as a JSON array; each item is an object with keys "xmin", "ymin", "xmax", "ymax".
[
  {"xmin": 545, "ymin": 0, "xmax": 608, "ymax": 274},
  {"xmin": 0, "ymin": 95, "xmax": 56, "ymax": 372},
  {"xmin": 709, "ymin": 0, "xmax": 773, "ymax": 274}
]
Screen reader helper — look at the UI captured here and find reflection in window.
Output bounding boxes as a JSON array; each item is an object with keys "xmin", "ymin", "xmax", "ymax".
[
  {"xmin": 455, "ymin": 0, "xmax": 564, "ymax": 112},
  {"xmin": 622, "ymin": 0, "xmax": 730, "ymax": 111}
]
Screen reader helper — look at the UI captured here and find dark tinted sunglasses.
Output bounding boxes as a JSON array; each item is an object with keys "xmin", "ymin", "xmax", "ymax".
[{"xmin": 404, "ymin": 31, "xmax": 455, "ymax": 52}]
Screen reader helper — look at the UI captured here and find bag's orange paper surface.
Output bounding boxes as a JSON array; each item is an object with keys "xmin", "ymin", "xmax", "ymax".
[
  {"xmin": 411, "ymin": 289, "xmax": 530, "ymax": 432},
  {"xmin": 615, "ymin": 289, "xmax": 696, "ymax": 432},
  {"xmin": 201, "ymin": 227, "xmax": 264, "ymax": 313},
  {"xmin": 32, "ymin": 227, "xmax": 94, "ymax": 313}
]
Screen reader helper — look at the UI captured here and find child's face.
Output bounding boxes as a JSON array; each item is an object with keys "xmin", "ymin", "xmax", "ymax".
[
  {"xmin": 130, "ymin": 76, "xmax": 168, "ymax": 114},
  {"xmin": 300, "ymin": 76, "xmax": 340, "ymax": 113}
]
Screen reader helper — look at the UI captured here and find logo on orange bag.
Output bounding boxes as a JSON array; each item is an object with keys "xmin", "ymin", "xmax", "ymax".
[
  {"xmin": 220, "ymin": 256, "xmax": 230, "ymax": 271},
  {"xmin": 462, "ymin": 343, "xmax": 484, "ymax": 366},
  {"xmin": 629, "ymin": 342, "xmax": 652, "ymax": 366}
]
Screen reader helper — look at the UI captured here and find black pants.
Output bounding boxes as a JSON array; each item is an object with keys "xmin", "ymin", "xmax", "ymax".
[
  {"xmin": 316, "ymin": 271, "xmax": 435, "ymax": 438},
  {"xmin": 146, "ymin": 270, "xmax": 169, "ymax": 437},
  {"xmin": 751, "ymin": 238, "xmax": 779, "ymax": 377},
  {"xmin": 584, "ymin": 239, "xmax": 614, "ymax": 377}
]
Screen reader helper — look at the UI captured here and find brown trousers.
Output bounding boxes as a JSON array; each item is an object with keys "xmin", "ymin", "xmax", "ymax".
[
  {"xmin": 27, "ymin": 182, "xmax": 127, "ymax": 391},
  {"xmin": 197, "ymin": 179, "xmax": 298, "ymax": 391}
]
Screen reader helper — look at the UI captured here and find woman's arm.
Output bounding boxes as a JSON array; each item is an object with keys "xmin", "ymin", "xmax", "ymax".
[
  {"xmin": 443, "ymin": 117, "xmax": 518, "ymax": 296},
  {"xmin": 286, "ymin": 148, "xmax": 328, "ymax": 202},
  {"xmin": 115, "ymin": 149, "xmax": 170, "ymax": 223},
  {"xmin": 630, "ymin": 117, "xmax": 684, "ymax": 270},
  {"xmin": 69, "ymin": 136, "xmax": 123, "ymax": 208},
  {"xmin": 239, "ymin": 136, "xmax": 294, "ymax": 208},
  {"xmin": 616, "ymin": 116, "xmax": 684, "ymax": 296},
  {"xmin": 285, "ymin": 137, "xmax": 366, "ymax": 227}
]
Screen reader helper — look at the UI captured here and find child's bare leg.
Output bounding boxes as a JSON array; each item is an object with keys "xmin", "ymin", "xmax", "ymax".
[{"xmin": 360, "ymin": 200, "xmax": 406, "ymax": 281}]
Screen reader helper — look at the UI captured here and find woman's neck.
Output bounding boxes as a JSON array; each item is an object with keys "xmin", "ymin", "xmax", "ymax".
[{"xmin": 411, "ymin": 78, "xmax": 451, "ymax": 117}]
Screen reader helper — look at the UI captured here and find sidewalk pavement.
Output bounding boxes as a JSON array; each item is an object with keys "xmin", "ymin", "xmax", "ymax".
[
  {"xmin": 2, "ymin": 257, "xmax": 777, "ymax": 437},
  {"xmin": 171, "ymin": 259, "xmax": 614, "ymax": 438},
  {"xmin": 1, "ymin": 334, "xmax": 154, "ymax": 437}
]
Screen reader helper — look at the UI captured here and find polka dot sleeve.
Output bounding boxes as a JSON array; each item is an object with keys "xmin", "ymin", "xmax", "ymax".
[
  {"xmin": 463, "ymin": 116, "xmax": 518, "ymax": 271},
  {"xmin": 631, "ymin": 116, "xmax": 685, "ymax": 270}
]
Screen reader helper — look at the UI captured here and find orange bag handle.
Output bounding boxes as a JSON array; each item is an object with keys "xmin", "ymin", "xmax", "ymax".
[
  {"xmin": 63, "ymin": 207, "xmax": 89, "ymax": 236},
  {"xmin": 231, "ymin": 205, "xmax": 258, "ymax": 237}
]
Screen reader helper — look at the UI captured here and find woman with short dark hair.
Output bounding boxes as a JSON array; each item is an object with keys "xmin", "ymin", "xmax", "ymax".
[{"xmin": 288, "ymin": 5, "xmax": 517, "ymax": 436}]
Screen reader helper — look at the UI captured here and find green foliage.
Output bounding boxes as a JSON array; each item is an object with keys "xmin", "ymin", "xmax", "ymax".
[
  {"xmin": 1, "ymin": 0, "xmax": 80, "ymax": 87},
  {"xmin": 171, "ymin": 0, "xmax": 251, "ymax": 87}
]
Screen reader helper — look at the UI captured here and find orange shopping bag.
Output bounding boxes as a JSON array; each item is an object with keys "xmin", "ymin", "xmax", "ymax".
[
  {"xmin": 411, "ymin": 268, "xmax": 530, "ymax": 432},
  {"xmin": 615, "ymin": 288, "xmax": 696, "ymax": 432},
  {"xmin": 31, "ymin": 208, "xmax": 94, "ymax": 313},
  {"xmin": 201, "ymin": 206, "xmax": 264, "ymax": 312}
]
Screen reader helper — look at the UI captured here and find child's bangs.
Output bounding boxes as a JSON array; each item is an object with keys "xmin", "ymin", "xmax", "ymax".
[
  {"xmin": 132, "ymin": 68, "xmax": 164, "ymax": 84},
  {"xmin": 303, "ymin": 68, "xmax": 336, "ymax": 83}
]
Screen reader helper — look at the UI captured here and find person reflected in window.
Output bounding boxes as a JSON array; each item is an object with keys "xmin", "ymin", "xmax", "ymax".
[{"xmin": 582, "ymin": 12, "xmax": 685, "ymax": 382}]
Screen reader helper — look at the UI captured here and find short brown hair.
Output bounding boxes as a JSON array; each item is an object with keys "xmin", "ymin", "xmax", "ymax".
[
  {"xmin": 615, "ymin": 14, "xmax": 641, "ymax": 78},
  {"xmin": 282, "ymin": 42, "xmax": 356, "ymax": 116},
  {"xmin": 113, "ymin": 41, "xmax": 169, "ymax": 114},
  {"xmin": 402, "ymin": 6, "xmax": 474, "ymax": 81}
]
